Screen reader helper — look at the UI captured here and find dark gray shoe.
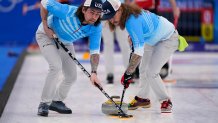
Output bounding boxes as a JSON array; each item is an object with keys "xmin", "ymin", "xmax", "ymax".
[
  {"xmin": 37, "ymin": 103, "xmax": 49, "ymax": 117},
  {"xmin": 49, "ymin": 101, "xmax": 72, "ymax": 114},
  {"xmin": 107, "ymin": 73, "xmax": 114, "ymax": 84}
]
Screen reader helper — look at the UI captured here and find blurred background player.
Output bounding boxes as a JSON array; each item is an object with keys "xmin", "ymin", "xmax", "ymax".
[
  {"xmin": 102, "ymin": 0, "xmax": 131, "ymax": 84},
  {"xmin": 125, "ymin": 0, "xmax": 180, "ymax": 80},
  {"xmin": 22, "ymin": 0, "xmax": 70, "ymax": 15}
]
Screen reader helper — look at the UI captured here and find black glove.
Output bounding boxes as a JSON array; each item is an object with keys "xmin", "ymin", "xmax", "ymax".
[{"xmin": 121, "ymin": 72, "xmax": 133, "ymax": 88}]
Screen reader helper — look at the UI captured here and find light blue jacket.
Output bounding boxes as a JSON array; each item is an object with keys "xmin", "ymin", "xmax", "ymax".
[
  {"xmin": 41, "ymin": 0, "xmax": 102, "ymax": 54},
  {"xmin": 126, "ymin": 10, "xmax": 175, "ymax": 56}
]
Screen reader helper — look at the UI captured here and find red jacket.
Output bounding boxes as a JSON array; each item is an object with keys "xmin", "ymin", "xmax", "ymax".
[{"xmin": 135, "ymin": 0, "xmax": 160, "ymax": 10}]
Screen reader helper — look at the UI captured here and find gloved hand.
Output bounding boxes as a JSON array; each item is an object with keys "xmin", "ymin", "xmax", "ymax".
[{"xmin": 121, "ymin": 72, "xmax": 133, "ymax": 88}]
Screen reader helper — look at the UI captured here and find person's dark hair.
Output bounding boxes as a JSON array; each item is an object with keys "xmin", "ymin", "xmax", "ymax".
[
  {"xmin": 76, "ymin": 5, "xmax": 101, "ymax": 26},
  {"xmin": 108, "ymin": 3, "xmax": 142, "ymax": 30}
]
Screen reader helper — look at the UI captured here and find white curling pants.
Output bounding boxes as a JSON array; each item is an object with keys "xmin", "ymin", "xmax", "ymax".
[
  {"xmin": 137, "ymin": 30, "xmax": 179, "ymax": 102},
  {"xmin": 102, "ymin": 21, "xmax": 131, "ymax": 75},
  {"xmin": 36, "ymin": 28, "xmax": 77, "ymax": 103}
]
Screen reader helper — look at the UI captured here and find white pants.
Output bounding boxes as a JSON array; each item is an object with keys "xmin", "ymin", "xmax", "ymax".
[
  {"xmin": 137, "ymin": 30, "xmax": 179, "ymax": 102},
  {"xmin": 102, "ymin": 21, "xmax": 130, "ymax": 74},
  {"xmin": 36, "ymin": 29, "xmax": 77, "ymax": 103}
]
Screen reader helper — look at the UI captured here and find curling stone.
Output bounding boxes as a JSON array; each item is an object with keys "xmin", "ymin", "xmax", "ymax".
[{"xmin": 101, "ymin": 96, "xmax": 128, "ymax": 115}]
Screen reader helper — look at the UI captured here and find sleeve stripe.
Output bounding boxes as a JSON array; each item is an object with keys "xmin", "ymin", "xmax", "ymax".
[
  {"xmin": 134, "ymin": 47, "xmax": 144, "ymax": 56},
  {"xmin": 41, "ymin": 0, "xmax": 48, "ymax": 9},
  {"xmin": 90, "ymin": 50, "xmax": 100, "ymax": 55}
]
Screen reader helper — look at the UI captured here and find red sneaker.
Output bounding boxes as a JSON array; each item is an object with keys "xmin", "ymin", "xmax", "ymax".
[{"xmin": 161, "ymin": 99, "xmax": 172, "ymax": 113}]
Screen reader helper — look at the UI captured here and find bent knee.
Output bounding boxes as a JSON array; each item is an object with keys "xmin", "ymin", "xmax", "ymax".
[
  {"xmin": 49, "ymin": 64, "xmax": 62, "ymax": 73},
  {"xmin": 65, "ymin": 72, "xmax": 77, "ymax": 83},
  {"xmin": 146, "ymin": 73, "xmax": 160, "ymax": 79}
]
